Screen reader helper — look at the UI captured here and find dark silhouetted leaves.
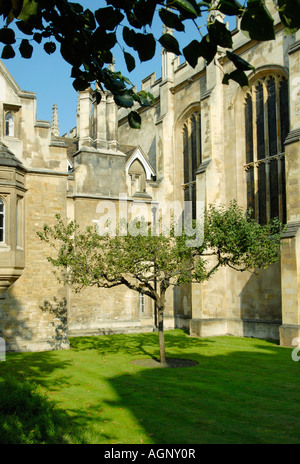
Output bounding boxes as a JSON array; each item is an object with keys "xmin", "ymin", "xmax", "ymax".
[
  {"xmin": 19, "ymin": 38, "xmax": 33, "ymax": 58},
  {"xmin": 159, "ymin": 33, "xmax": 181, "ymax": 55},
  {"xmin": 222, "ymin": 69, "xmax": 249, "ymax": 86},
  {"xmin": 114, "ymin": 92, "xmax": 134, "ymax": 108},
  {"xmin": 159, "ymin": 8, "xmax": 185, "ymax": 31},
  {"xmin": 33, "ymin": 32, "xmax": 42, "ymax": 43},
  {"xmin": 1, "ymin": 43, "xmax": 15, "ymax": 58},
  {"xmin": 241, "ymin": 0, "xmax": 275, "ymax": 41},
  {"xmin": 123, "ymin": 29, "xmax": 155, "ymax": 62},
  {"xmin": 44, "ymin": 41, "xmax": 56, "ymax": 55},
  {"xmin": 167, "ymin": 0, "xmax": 198, "ymax": 18},
  {"xmin": 128, "ymin": 111, "xmax": 141, "ymax": 129},
  {"xmin": 183, "ymin": 35, "xmax": 217, "ymax": 67},
  {"xmin": 72, "ymin": 76, "xmax": 89, "ymax": 92},
  {"xmin": 278, "ymin": 0, "xmax": 300, "ymax": 33},
  {"xmin": 0, "ymin": 27, "xmax": 15, "ymax": 44},
  {"xmin": 226, "ymin": 51, "xmax": 255, "ymax": 71},
  {"xmin": 124, "ymin": 51, "xmax": 135, "ymax": 73},
  {"xmin": 183, "ymin": 40, "xmax": 202, "ymax": 68},
  {"xmin": 208, "ymin": 19, "xmax": 233, "ymax": 49},
  {"xmin": 0, "ymin": 0, "xmax": 298, "ymax": 115},
  {"xmin": 95, "ymin": 6, "xmax": 124, "ymax": 30},
  {"xmin": 133, "ymin": 0, "xmax": 157, "ymax": 27},
  {"xmin": 216, "ymin": 0, "xmax": 242, "ymax": 15}
]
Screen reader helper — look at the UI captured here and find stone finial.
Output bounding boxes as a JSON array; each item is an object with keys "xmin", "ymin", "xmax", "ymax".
[
  {"xmin": 108, "ymin": 57, "xmax": 116, "ymax": 72},
  {"xmin": 207, "ymin": 0, "xmax": 225, "ymax": 23},
  {"xmin": 51, "ymin": 103, "xmax": 59, "ymax": 137},
  {"xmin": 162, "ymin": 24, "xmax": 174, "ymax": 36}
]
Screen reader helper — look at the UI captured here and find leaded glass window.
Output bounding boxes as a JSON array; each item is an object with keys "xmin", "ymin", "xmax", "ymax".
[
  {"xmin": 244, "ymin": 75, "xmax": 289, "ymax": 224},
  {"xmin": 182, "ymin": 111, "xmax": 202, "ymax": 220}
]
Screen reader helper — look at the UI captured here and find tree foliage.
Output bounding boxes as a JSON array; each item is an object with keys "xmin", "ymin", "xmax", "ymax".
[
  {"xmin": 0, "ymin": 0, "xmax": 299, "ymax": 128},
  {"xmin": 38, "ymin": 201, "xmax": 283, "ymax": 364}
]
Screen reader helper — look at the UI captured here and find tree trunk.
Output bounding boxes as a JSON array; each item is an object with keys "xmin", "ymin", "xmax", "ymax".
[{"xmin": 158, "ymin": 305, "xmax": 167, "ymax": 365}]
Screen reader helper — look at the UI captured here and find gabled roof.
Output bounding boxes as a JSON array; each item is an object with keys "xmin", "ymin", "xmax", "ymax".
[{"xmin": 123, "ymin": 145, "xmax": 155, "ymax": 180}]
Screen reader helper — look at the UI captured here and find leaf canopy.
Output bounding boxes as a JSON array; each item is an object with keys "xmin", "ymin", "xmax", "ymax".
[{"xmin": 0, "ymin": 0, "xmax": 298, "ymax": 127}]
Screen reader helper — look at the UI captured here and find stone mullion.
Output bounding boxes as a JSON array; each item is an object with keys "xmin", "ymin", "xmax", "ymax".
[
  {"xmin": 187, "ymin": 118, "xmax": 192, "ymax": 203},
  {"xmin": 263, "ymin": 80, "xmax": 271, "ymax": 223},
  {"xmin": 275, "ymin": 76, "xmax": 282, "ymax": 154},
  {"xmin": 196, "ymin": 111, "xmax": 201, "ymax": 168},
  {"xmin": 252, "ymin": 88, "xmax": 259, "ymax": 222}
]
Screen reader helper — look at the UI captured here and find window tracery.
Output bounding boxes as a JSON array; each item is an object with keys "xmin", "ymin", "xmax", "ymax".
[
  {"xmin": 182, "ymin": 111, "xmax": 202, "ymax": 220},
  {"xmin": 244, "ymin": 74, "xmax": 289, "ymax": 224}
]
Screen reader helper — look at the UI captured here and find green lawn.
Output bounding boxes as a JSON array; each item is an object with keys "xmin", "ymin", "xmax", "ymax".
[{"xmin": 0, "ymin": 329, "xmax": 299, "ymax": 444}]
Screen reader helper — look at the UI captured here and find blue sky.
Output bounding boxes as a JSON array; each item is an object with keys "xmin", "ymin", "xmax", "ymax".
[{"xmin": 1, "ymin": 2, "xmax": 234, "ymax": 135}]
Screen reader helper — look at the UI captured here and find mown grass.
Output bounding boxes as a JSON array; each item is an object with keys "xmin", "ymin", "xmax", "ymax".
[{"xmin": 0, "ymin": 330, "xmax": 299, "ymax": 444}]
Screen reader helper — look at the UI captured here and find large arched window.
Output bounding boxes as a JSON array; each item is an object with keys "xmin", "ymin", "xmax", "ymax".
[
  {"xmin": 182, "ymin": 111, "xmax": 202, "ymax": 219},
  {"xmin": 244, "ymin": 74, "xmax": 289, "ymax": 224},
  {"xmin": 0, "ymin": 199, "xmax": 4, "ymax": 243}
]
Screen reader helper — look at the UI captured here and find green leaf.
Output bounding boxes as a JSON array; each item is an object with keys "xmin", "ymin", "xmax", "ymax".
[
  {"xmin": 133, "ymin": 0, "xmax": 157, "ymax": 27},
  {"xmin": 278, "ymin": 0, "xmax": 300, "ymax": 33},
  {"xmin": 158, "ymin": 8, "xmax": 185, "ymax": 31},
  {"xmin": 184, "ymin": 35, "xmax": 218, "ymax": 66},
  {"xmin": 19, "ymin": 38, "xmax": 33, "ymax": 58},
  {"xmin": 44, "ymin": 41, "xmax": 56, "ymax": 55},
  {"xmin": 241, "ymin": 0, "xmax": 275, "ymax": 41},
  {"xmin": 95, "ymin": 6, "xmax": 124, "ymax": 31},
  {"xmin": 167, "ymin": 0, "xmax": 198, "ymax": 17},
  {"xmin": 134, "ymin": 90, "xmax": 151, "ymax": 107},
  {"xmin": 122, "ymin": 26, "xmax": 136, "ymax": 48},
  {"xmin": 135, "ymin": 33, "xmax": 156, "ymax": 62},
  {"xmin": 0, "ymin": 27, "xmax": 15, "ymax": 45},
  {"xmin": 128, "ymin": 111, "xmax": 141, "ymax": 129},
  {"xmin": 124, "ymin": 51, "xmax": 135, "ymax": 73},
  {"xmin": 216, "ymin": 0, "xmax": 242, "ymax": 16},
  {"xmin": 33, "ymin": 32, "xmax": 42, "ymax": 43},
  {"xmin": 158, "ymin": 33, "xmax": 181, "ymax": 55},
  {"xmin": 1, "ymin": 43, "xmax": 15, "ymax": 59},
  {"xmin": 114, "ymin": 92, "xmax": 134, "ymax": 108},
  {"xmin": 16, "ymin": 19, "xmax": 34, "ymax": 35},
  {"xmin": 183, "ymin": 40, "xmax": 201, "ymax": 68},
  {"xmin": 208, "ymin": 19, "xmax": 233, "ymax": 49},
  {"xmin": 222, "ymin": 69, "xmax": 249, "ymax": 87},
  {"xmin": 17, "ymin": 0, "xmax": 39, "ymax": 22},
  {"xmin": 60, "ymin": 38, "xmax": 83, "ymax": 67},
  {"xmin": 72, "ymin": 77, "xmax": 89, "ymax": 92},
  {"xmin": 226, "ymin": 51, "xmax": 255, "ymax": 71}
]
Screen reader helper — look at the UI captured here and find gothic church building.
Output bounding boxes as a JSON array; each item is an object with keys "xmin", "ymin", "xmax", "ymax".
[{"xmin": 0, "ymin": 6, "xmax": 300, "ymax": 351}]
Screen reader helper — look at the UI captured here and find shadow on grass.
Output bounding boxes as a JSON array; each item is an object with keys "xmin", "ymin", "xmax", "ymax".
[
  {"xmin": 0, "ymin": 352, "xmax": 98, "ymax": 444},
  {"xmin": 0, "ymin": 331, "xmax": 298, "ymax": 444},
  {"xmin": 103, "ymin": 339, "xmax": 299, "ymax": 444},
  {"xmin": 69, "ymin": 329, "xmax": 214, "ymax": 361}
]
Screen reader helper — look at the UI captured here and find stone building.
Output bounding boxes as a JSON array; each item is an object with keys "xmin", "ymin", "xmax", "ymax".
[{"xmin": 0, "ymin": 6, "xmax": 299, "ymax": 351}]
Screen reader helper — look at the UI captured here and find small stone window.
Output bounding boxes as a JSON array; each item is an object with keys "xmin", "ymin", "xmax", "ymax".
[
  {"xmin": 139, "ymin": 292, "xmax": 145, "ymax": 314},
  {"xmin": 5, "ymin": 113, "xmax": 14, "ymax": 137},
  {"xmin": 0, "ymin": 199, "xmax": 4, "ymax": 243},
  {"xmin": 128, "ymin": 159, "xmax": 146, "ymax": 196}
]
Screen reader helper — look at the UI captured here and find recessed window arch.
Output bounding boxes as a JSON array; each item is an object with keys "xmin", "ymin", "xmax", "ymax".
[
  {"xmin": 5, "ymin": 113, "xmax": 14, "ymax": 137},
  {"xmin": 128, "ymin": 159, "xmax": 147, "ymax": 195},
  {"xmin": 182, "ymin": 110, "xmax": 202, "ymax": 219},
  {"xmin": 0, "ymin": 198, "xmax": 5, "ymax": 243},
  {"xmin": 244, "ymin": 73, "xmax": 289, "ymax": 225}
]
